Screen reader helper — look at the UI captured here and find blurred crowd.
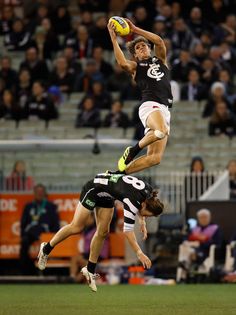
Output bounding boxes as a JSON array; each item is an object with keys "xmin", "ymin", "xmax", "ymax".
[{"xmin": 0, "ymin": 0, "xmax": 236, "ymax": 136}]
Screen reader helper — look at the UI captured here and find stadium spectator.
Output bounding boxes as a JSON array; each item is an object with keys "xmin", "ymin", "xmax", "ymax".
[
  {"xmin": 133, "ymin": 6, "xmax": 152, "ymax": 32},
  {"xmin": 90, "ymin": 15, "xmax": 113, "ymax": 51},
  {"xmin": 172, "ymin": 50, "xmax": 199, "ymax": 82},
  {"xmin": 4, "ymin": 18, "xmax": 31, "ymax": 51},
  {"xmin": 20, "ymin": 47, "xmax": 49, "ymax": 82},
  {"xmin": 88, "ymin": 81, "xmax": 112, "ymax": 109},
  {"xmin": 207, "ymin": 0, "xmax": 230, "ymax": 24},
  {"xmin": 209, "ymin": 101, "xmax": 236, "ymax": 137},
  {"xmin": 171, "ymin": 1, "xmax": 181, "ymax": 19},
  {"xmin": 177, "ymin": 208, "xmax": 222, "ymax": 282},
  {"xmin": 107, "ymin": 0, "xmax": 125, "ymax": 15},
  {"xmin": 103, "ymin": 100, "xmax": 130, "ymax": 128},
  {"xmin": 201, "ymin": 58, "xmax": 220, "ymax": 89},
  {"xmin": 191, "ymin": 42, "xmax": 207, "ymax": 64},
  {"xmin": 80, "ymin": 10, "xmax": 94, "ymax": 32},
  {"xmin": 0, "ymin": 6, "xmax": 15, "ymax": 35},
  {"xmin": 107, "ymin": 63, "xmax": 130, "ymax": 93},
  {"xmin": 152, "ymin": 20, "xmax": 169, "ymax": 39},
  {"xmin": 187, "ymin": 7, "xmax": 212, "ymax": 38},
  {"xmin": 227, "ymin": 160, "xmax": 236, "ymax": 200},
  {"xmin": 52, "ymin": 4, "xmax": 71, "ymax": 36},
  {"xmin": 15, "ymin": 69, "xmax": 32, "ymax": 108},
  {"xmin": 221, "ymin": 14, "xmax": 236, "ymax": 45},
  {"xmin": 49, "ymin": 56, "xmax": 74, "ymax": 94},
  {"xmin": 209, "ymin": 46, "xmax": 232, "ymax": 76},
  {"xmin": 75, "ymin": 96, "xmax": 100, "ymax": 128},
  {"xmin": 202, "ymin": 82, "xmax": 230, "ymax": 118},
  {"xmin": 185, "ymin": 156, "xmax": 214, "ymax": 201},
  {"xmin": 20, "ymin": 184, "xmax": 59, "ymax": 274},
  {"xmin": 24, "ymin": 81, "xmax": 58, "ymax": 122},
  {"xmin": 220, "ymin": 41, "xmax": 236, "ymax": 74},
  {"xmin": 218, "ymin": 69, "xmax": 236, "ymax": 97},
  {"xmin": 27, "ymin": 4, "xmax": 50, "ymax": 34},
  {"xmin": 64, "ymin": 25, "xmax": 93, "ymax": 59},
  {"xmin": 181, "ymin": 69, "xmax": 207, "ymax": 101},
  {"xmin": 5, "ymin": 160, "xmax": 34, "ymax": 191},
  {"xmin": 31, "ymin": 18, "xmax": 59, "ymax": 60},
  {"xmin": 0, "ymin": 89, "xmax": 22, "ymax": 122},
  {"xmin": 63, "ymin": 46, "xmax": 82, "ymax": 77},
  {"xmin": 74, "ymin": 59, "xmax": 103, "ymax": 93},
  {"xmin": 200, "ymin": 31, "xmax": 213, "ymax": 51},
  {"xmin": 0, "ymin": 55, "xmax": 17, "ymax": 90},
  {"xmin": 121, "ymin": 79, "xmax": 142, "ymax": 101},
  {"xmin": 155, "ymin": 4, "xmax": 173, "ymax": 31},
  {"xmin": 125, "ymin": 0, "xmax": 153, "ymax": 16},
  {"xmin": 171, "ymin": 17, "xmax": 197, "ymax": 54},
  {"xmin": 92, "ymin": 46, "xmax": 113, "ymax": 80}
]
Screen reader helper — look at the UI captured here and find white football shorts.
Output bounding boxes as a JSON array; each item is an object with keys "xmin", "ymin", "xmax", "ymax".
[{"xmin": 138, "ymin": 101, "xmax": 171, "ymax": 135}]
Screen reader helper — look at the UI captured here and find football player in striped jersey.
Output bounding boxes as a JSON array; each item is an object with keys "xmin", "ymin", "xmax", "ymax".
[{"xmin": 37, "ymin": 172, "xmax": 164, "ymax": 292}]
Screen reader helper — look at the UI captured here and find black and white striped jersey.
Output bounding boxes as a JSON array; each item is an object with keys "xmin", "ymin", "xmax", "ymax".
[{"xmin": 81, "ymin": 173, "xmax": 153, "ymax": 232}]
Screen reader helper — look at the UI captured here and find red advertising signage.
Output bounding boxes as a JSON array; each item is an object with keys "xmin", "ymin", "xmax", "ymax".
[{"xmin": 0, "ymin": 193, "xmax": 79, "ymax": 259}]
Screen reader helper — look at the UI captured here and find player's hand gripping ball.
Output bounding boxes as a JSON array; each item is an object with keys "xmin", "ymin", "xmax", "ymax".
[{"xmin": 109, "ymin": 16, "xmax": 130, "ymax": 36}]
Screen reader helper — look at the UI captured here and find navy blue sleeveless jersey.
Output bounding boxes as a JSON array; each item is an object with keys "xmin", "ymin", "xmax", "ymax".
[{"xmin": 135, "ymin": 56, "xmax": 173, "ymax": 107}]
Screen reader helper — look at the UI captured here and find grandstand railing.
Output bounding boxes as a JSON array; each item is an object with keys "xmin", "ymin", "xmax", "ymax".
[
  {"xmin": 154, "ymin": 171, "xmax": 222, "ymax": 213},
  {"xmin": 0, "ymin": 140, "xmax": 224, "ymax": 213}
]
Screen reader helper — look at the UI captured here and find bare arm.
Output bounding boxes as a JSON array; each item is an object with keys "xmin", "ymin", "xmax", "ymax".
[
  {"xmin": 107, "ymin": 21, "xmax": 137, "ymax": 75},
  {"xmin": 137, "ymin": 213, "xmax": 147, "ymax": 240},
  {"xmin": 124, "ymin": 230, "xmax": 151, "ymax": 269},
  {"xmin": 126, "ymin": 19, "xmax": 167, "ymax": 66}
]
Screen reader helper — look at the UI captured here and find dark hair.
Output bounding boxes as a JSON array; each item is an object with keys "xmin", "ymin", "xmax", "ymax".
[
  {"xmin": 190, "ymin": 156, "xmax": 205, "ymax": 172},
  {"xmin": 33, "ymin": 80, "xmax": 45, "ymax": 89},
  {"xmin": 145, "ymin": 190, "xmax": 164, "ymax": 216},
  {"xmin": 112, "ymin": 99, "xmax": 123, "ymax": 107},
  {"xmin": 13, "ymin": 160, "xmax": 25, "ymax": 173},
  {"xmin": 126, "ymin": 36, "xmax": 150, "ymax": 56},
  {"xmin": 34, "ymin": 183, "xmax": 47, "ymax": 193}
]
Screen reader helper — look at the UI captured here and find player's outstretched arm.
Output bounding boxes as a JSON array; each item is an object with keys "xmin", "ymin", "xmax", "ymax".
[
  {"xmin": 107, "ymin": 21, "xmax": 137, "ymax": 75},
  {"xmin": 125, "ymin": 18, "xmax": 167, "ymax": 66},
  {"xmin": 137, "ymin": 214, "xmax": 147, "ymax": 240},
  {"xmin": 124, "ymin": 230, "xmax": 151, "ymax": 269}
]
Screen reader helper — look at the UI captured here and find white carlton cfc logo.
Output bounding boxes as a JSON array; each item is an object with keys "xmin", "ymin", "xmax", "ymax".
[{"xmin": 147, "ymin": 63, "xmax": 164, "ymax": 81}]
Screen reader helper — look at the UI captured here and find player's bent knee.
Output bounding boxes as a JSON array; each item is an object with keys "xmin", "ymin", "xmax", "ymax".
[
  {"xmin": 69, "ymin": 223, "xmax": 82, "ymax": 235},
  {"xmin": 154, "ymin": 129, "xmax": 166, "ymax": 139}
]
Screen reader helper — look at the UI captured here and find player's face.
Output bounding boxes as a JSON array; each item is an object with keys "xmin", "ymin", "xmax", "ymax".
[
  {"xmin": 139, "ymin": 203, "xmax": 155, "ymax": 217},
  {"xmin": 134, "ymin": 42, "xmax": 151, "ymax": 60}
]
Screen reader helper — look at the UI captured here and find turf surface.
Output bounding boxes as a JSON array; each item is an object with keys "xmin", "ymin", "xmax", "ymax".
[{"xmin": 0, "ymin": 284, "xmax": 236, "ymax": 315}]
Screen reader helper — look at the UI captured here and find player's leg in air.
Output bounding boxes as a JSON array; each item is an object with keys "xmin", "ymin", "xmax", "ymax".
[
  {"xmin": 118, "ymin": 107, "xmax": 170, "ymax": 174},
  {"xmin": 81, "ymin": 206, "xmax": 114, "ymax": 292},
  {"xmin": 37, "ymin": 202, "xmax": 91, "ymax": 270},
  {"xmin": 37, "ymin": 201, "xmax": 114, "ymax": 292}
]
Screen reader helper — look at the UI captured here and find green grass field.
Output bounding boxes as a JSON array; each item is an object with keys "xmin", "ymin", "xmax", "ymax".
[{"xmin": 0, "ymin": 284, "xmax": 236, "ymax": 315}]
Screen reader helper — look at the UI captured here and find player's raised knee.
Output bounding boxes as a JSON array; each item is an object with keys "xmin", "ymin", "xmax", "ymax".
[
  {"xmin": 69, "ymin": 223, "xmax": 82, "ymax": 235},
  {"xmin": 154, "ymin": 127, "xmax": 168, "ymax": 140}
]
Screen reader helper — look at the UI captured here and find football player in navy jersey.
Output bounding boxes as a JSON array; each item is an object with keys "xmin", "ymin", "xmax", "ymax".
[
  {"xmin": 107, "ymin": 19, "xmax": 173, "ymax": 174},
  {"xmin": 37, "ymin": 173, "xmax": 164, "ymax": 292}
]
